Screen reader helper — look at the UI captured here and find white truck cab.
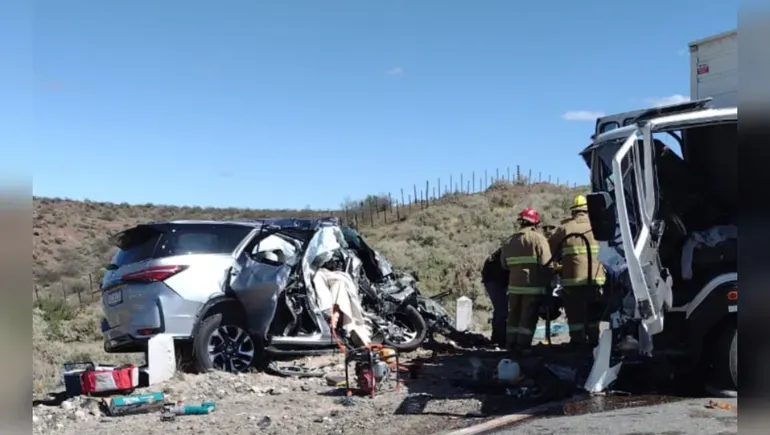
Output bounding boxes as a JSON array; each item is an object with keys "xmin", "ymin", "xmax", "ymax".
[{"xmin": 582, "ymin": 98, "xmax": 737, "ymax": 395}]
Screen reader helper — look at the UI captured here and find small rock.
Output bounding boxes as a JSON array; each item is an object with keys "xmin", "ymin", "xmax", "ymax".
[
  {"xmin": 256, "ymin": 416, "xmax": 272, "ymax": 429},
  {"xmin": 60, "ymin": 401, "xmax": 73, "ymax": 410}
]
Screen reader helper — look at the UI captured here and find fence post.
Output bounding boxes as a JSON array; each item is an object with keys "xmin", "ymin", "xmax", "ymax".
[
  {"xmin": 408, "ymin": 194, "xmax": 412, "ymax": 211},
  {"xmin": 433, "ymin": 186, "xmax": 436, "ymax": 201},
  {"xmin": 528, "ymin": 169, "xmax": 532, "ymax": 184},
  {"xmin": 400, "ymin": 188, "xmax": 405, "ymax": 207},
  {"xmin": 370, "ymin": 205, "xmax": 374, "ymax": 226},
  {"xmin": 413, "ymin": 184, "xmax": 418, "ymax": 209},
  {"xmin": 484, "ymin": 170, "xmax": 488, "ymax": 189},
  {"xmin": 425, "ymin": 180, "xmax": 430, "ymax": 206},
  {"xmin": 460, "ymin": 173, "xmax": 464, "ymax": 193},
  {"xmin": 395, "ymin": 202, "xmax": 401, "ymax": 220},
  {"xmin": 437, "ymin": 178, "xmax": 441, "ymax": 198},
  {"xmin": 516, "ymin": 165, "xmax": 521, "ymax": 183},
  {"xmin": 472, "ymin": 172, "xmax": 475, "ymax": 192}
]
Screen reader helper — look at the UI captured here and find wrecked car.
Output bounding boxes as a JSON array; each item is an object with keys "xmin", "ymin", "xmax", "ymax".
[{"xmin": 100, "ymin": 217, "xmax": 434, "ymax": 373}]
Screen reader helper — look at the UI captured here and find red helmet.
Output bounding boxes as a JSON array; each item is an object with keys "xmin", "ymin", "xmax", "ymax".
[{"xmin": 519, "ymin": 207, "xmax": 541, "ymax": 224}]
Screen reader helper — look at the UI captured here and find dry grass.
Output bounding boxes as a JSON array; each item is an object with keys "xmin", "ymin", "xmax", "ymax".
[{"xmin": 31, "ymin": 181, "xmax": 585, "ymax": 394}]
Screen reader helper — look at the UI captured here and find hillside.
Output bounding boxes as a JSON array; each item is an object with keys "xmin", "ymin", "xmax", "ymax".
[{"xmin": 32, "ymin": 181, "xmax": 586, "ymax": 393}]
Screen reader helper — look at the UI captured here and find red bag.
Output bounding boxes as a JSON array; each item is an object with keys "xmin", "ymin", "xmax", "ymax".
[{"xmin": 80, "ymin": 364, "xmax": 139, "ymax": 395}]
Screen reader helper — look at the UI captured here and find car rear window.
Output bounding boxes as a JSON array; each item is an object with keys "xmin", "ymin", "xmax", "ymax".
[
  {"xmin": 111, "ymin": 226, "xmax": 163, "ymax": 267},
  {"xmin": 154, "ymin": 224, "xmax": 252, "ymax": 258},
  {"xmin": 110, "ymin": 224, "xmax": 252, "ymax": 266}
]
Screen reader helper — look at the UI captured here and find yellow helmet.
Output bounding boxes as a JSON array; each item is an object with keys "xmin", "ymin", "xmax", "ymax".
[{"xmin": 571, "ymin": 195, "xmax": 588, "ymax": 211}]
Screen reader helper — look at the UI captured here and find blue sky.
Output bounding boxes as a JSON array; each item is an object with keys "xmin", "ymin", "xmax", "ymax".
[{"xmin": 3, "ymin": 0, "xmax": 737, "ymax": 209}]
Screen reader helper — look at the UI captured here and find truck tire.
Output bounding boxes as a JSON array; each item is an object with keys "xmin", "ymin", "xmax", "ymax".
[
  {"xmin": 192, "ymin": 312, "xmax": 258, "ymax": 373},
  {"xmin": 707, "ymin": 324, "xmax": 737, "ymax": 396}
]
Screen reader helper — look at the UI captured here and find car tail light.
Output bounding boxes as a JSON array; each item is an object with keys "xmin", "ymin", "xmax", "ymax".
[{"xmin": 121, "ymin": 265, "xmax": 188, "ymax": 283}]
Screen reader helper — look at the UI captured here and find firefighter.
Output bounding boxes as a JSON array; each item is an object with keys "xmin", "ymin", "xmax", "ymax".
[
  {"xmin": 481, "ymin": 247, "xmax": 509, "ymax": 347},
  {"xmin": 500, "ymin": 207, "xmax": 553, "ymax": 353},
  {"xmin": 548, "ymin": 195, "xmax": 606, "ymax": 348}
]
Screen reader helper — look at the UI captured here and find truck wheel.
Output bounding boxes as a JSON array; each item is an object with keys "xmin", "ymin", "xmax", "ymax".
[
  {"xmin": 192, "ymin": 312, "xmax": 257, "ymax": 373},
  {"xmin": 707, "ymin": 324, "xmax": 737, "ymax": 396}
]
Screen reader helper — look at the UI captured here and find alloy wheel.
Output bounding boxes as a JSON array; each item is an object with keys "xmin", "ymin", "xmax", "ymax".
[{"xmin": 207, "ymin": 325, "xmax": 255, "ymax": 372}]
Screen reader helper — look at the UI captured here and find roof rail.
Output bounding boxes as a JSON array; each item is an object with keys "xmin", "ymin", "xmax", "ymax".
[{"xmin": 632, "ymin": 98, "xmax": 712, "ymax": 124}]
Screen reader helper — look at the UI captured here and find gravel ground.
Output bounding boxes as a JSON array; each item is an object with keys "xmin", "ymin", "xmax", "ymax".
[
  {"xmin": 32, "ymin": 350, "xmax": 511, "ymax": 435},
  {"xmin": 31, "ymin": 319, "xmax": 584, "ymax": 435}
]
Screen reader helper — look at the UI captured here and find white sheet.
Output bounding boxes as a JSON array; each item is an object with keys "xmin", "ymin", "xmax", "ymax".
[{"xmin": 312, "ymin": 269, "xmax": 372, "ymax": 345}]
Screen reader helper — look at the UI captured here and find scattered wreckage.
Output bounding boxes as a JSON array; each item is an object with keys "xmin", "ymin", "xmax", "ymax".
[{"xmin": 101, "ymin": 217, "xmax": 480, "ymax": 374}]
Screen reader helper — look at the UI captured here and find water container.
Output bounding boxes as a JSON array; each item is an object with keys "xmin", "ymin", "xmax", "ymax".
[
  {"xmin": 456, "ymin": 296, "xmax": 473, "ymax": 332},
  {"xmin": 496, "ymin": 359, "xmax": 521, "ymax": 384}
]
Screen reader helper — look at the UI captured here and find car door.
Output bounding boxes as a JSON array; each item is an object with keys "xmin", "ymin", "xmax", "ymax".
[
  {"xmin": 229, "ymin": 231, "xmax": 295, "ymax": 337},
  {"xmin": 611, "ymin": 130, "xmax": 673, "ymax": 336}
]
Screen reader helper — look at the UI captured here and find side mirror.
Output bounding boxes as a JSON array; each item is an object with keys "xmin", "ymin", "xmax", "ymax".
[{"xmin": 586, "ymin": 192, "xmax": 617, "ymax": 241}]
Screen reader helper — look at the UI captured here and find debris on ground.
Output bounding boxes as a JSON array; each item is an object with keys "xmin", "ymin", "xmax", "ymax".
[{"xmin": 705, "ymin": 400, "xmax": 735, "ymax": 411}]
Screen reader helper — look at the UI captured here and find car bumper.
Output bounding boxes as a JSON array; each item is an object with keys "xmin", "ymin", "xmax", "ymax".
[{"xmin": 101, "ymin": 282, "xmax": 203, "ymax": 353}]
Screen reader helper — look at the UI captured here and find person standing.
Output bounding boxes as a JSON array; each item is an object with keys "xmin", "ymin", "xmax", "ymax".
[
  {"xmin": 548, "ymin": 195, "xmax": 606, "ymax": 348},
  {"xmin": 481, "ymin": 247, "xmax": 509, "ymax": 347},
  {"xmin": 500, "ymin": 207, "xmax": 553, "ymax": 353}
]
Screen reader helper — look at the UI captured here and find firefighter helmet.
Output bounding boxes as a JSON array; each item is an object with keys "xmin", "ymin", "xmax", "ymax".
[
  {"xmin": 571, "ymin": 195, "xmax": 588, "ymax": 212},
  {"xmin": 519, "ymin": 207, "xmax": 541, "ymax": 224}
]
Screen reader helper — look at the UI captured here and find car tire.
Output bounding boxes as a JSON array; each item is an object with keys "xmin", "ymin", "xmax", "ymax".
[
  {"xmin": 383, "ymin": 305, "xmax": 428, "ymax": 353},
  {"xmin": 706, "ymin": 324, "xmax": 737, "ymax": 396},
  {"xmin": 192, "ymin": 312, "xmax": 258, "ymax": 373}
]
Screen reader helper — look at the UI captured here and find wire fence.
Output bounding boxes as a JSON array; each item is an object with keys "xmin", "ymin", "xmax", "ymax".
[
  {"xmin": 33, "ymin": 165, "xmax": 583, "ymax": 308},
  {"xmin": 334, "ymin": 165, "xmax": 579, "ymax": 229},
  {"xmin": 33, "ymin": 273, "xmax": 102, "ymax": 307}
]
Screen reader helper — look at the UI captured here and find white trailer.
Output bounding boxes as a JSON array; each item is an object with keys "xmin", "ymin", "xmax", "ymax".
[
  {"xmin": 689, "ymin": 30, "xmax": 738, "ymax": 109},
  {"xmin": 592, "ymin": 30, "xmax": 737, "ymax": 135}
]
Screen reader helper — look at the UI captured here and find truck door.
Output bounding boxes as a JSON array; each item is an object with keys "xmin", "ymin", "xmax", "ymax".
[{"xmin": 611, "ymin": 130, "xmax": 673, "ymax": 336}]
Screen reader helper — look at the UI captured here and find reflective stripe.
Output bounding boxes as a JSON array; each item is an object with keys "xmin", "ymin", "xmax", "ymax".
[
  {"xmin": 507, "ymin": 286, "xmax": 545, "ymax": 295},
  {"xmin": 562, "ymin": 245, "xmax": 600, "ymax": 256},
  {"xmin": 568, "ymin": 323, "xmax": 585, "ymax": 332},
  {"xmin": 507, "ymin": 326, "xmax": 533, "ymax": 334},
  {"xmin": 560, "ymin": 276, "xmax": 606, "ymax": 286},
  {"xmin": 505, "ymin": 256, "xmax": 537, "ymax": 265}
]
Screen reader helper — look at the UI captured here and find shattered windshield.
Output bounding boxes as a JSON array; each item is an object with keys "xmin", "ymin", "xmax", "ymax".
[{"xmin": 589, "ymin": 137, "xmax": 644, "ymax": 250}]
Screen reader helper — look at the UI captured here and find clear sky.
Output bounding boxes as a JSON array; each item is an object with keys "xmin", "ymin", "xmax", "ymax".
[{"xmin": 3, "ymin": 0, "xmax": 737, "ymax": 210}]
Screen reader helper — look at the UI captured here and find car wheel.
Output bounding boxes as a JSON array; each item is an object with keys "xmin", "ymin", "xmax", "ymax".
[
  {"xmin": 706, "ymin": 324, "xmax": 737, "ymax": 397},
  {"xmin": 383, "ymin": 305, "xmax": 427, "ymax": 353},
  {"xmin": 193, "ymin": 313, "xmax": 256, "ymax": 373}
]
